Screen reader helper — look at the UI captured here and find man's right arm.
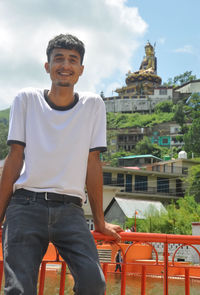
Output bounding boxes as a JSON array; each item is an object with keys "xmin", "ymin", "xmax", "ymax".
[{"xmin": 0, "ymin": 144, "xmax": 24, "ymax": 224}]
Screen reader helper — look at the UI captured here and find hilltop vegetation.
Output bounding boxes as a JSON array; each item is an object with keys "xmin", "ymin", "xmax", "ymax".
[
  {"xmin": 0, "ymin": 108, "xmax": 9, "ymax": 124},
  {"xmin": 107, "ymin": 111, "xmax": 174, "ymax": 129}
]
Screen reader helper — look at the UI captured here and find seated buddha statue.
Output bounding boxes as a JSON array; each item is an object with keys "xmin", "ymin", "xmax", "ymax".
[{"xmin": 139, "ymin": 41, "xmax": 156, "ymax": 74}]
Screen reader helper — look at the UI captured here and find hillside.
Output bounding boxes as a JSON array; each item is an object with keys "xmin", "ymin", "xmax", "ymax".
[
  {"xmin": 0, "ymin": 108, "xmax": 9, "ymax": 123},
  {"xmin": 107, "ymin": 111, "xmax": 175, "ymax": 129}
]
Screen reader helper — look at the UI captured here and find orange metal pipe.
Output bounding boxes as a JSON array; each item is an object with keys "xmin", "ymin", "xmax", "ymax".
[
  {"xmin": 163, "ymin": 243, "xmax": 169, "ymax": 295},
  {"xmin": 185, "ymin": 268, "xmax": 190, "ymax": 295},
  {"xmin": 38, "ymin": 262, "xmax": 46, "ymax": 295},
  {"xmin": 121, "ymin": 257, "xmax": 127, "ymax": 295},
  {"xmin": 92, "ymin": 231, "xmax": 200, "ymax": 245},
  {"xmin": 0, "ymin": 261, "xmax": 3, "ymax": 292},
  {"xmin": 59, "ymin": 262, "xmax": 66, "ymax": 295},
  {"xmin": 102, "ymin": 263, "xmax": 108, "ymax": 295},
  {"xmin": 141, "ymin": 265, "xmax": 146, "ymax": 295}
]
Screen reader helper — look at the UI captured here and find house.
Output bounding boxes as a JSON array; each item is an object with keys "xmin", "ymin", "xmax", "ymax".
[{"xmin": 104, "ymin": 197, "xmax": 166, "ymax": 226}]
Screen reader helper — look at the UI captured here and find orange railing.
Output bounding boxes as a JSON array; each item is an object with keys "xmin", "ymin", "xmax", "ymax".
[{"xmin": 1, "ymin": 231, "xmax": 200, "ymax": 295}]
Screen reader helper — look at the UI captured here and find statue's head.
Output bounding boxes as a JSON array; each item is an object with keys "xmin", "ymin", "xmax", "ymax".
[{"xmin": 145, "ymin": 41, "xmax": 154, "ymax": 57}]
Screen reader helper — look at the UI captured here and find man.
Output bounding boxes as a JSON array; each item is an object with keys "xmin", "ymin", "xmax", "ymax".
[
  {"xmin": 0, "ymin": 34, "xmax": 123, "ymax": 295},
  {"xmin": 115, "ymin": 249, "xmax": 123, "ymax": 273}
]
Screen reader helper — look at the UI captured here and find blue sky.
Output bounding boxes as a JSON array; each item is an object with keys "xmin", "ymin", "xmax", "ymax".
[
  {"xmin": 0, "ymin": 0, "xmax": 199, "ymax": 110},
  {"xmin": 129, "ymin": 0, "xmax": 200, "ymax": 82}
]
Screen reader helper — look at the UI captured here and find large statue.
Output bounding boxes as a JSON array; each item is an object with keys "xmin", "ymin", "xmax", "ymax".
[
  {"xmin": 115, "ymin": 41, "xmax": 161, "ymax": 97},
  {"xmin": 139, "ymin": 41, "xmax": 157, "ymax": 74}
]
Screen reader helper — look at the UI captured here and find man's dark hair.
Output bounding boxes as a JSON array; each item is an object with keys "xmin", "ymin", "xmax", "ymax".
[{"xmin": 46, "ymin": 34, "xmax": 85, "ymax": 64}]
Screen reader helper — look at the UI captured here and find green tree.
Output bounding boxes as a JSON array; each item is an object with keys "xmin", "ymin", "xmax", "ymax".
[
  {"xmin": 184, "ymin": 118, "xmax": 200, "ymax": 157},
  {"xmin": 134, "ymin": 136, "xmax": 162, "ymax": 158},
  {"xmin": 163, "ymin": 71, "xmax": 197, "ymax": 87},
  {"xmin": 173, "ymin": 101, "xmax": 186, "ymax": 128},
  {"xmin": 186, "ymin": 92, "xmax": 200, "ymax": 119},
  {"xmin": 126, "ymin": 196, "xmax": 200, "ymax": 235},
  {"xmin": 0, "ymin": 123, "xmax": 9, "ymax": 159},
  {"xmin": 185, "ymin": 164, "xmax": 200, "ymax": 202},
  {"xmin": 155, "ymin": 101, "xmax": 173, "ymax": 113},
  {"xmin": 173, "ymin": 71, "xmax": 196, "ymax": 85}
]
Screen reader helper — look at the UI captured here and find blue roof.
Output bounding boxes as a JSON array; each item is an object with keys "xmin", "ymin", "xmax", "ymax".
[{"xmin": 119, "ymin": 154, "xmax": 162, "ymax": 160}]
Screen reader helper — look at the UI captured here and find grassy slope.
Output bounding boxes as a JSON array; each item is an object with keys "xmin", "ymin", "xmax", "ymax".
[
  {"xmin": 107, "ymin": 112, "xmax": 175, "ymax": 129},
  {"xmin": 0, "ymin": 108, "xmax": 10, "ymax": 121}
]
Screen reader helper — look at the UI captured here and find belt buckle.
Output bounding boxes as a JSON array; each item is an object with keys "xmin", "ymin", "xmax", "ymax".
[{"xmin": 44, "ymin": 192, "xmax": 49, "ymax": 201}]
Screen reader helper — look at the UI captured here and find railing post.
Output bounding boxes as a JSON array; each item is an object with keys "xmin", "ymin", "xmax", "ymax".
[
  {"xmin": 59, "ymin": 262, "xmax": 66, "ymax": 295},
  {"xmin": 38, "ymin": 261, "xmax": 46, "ymax": 295},
  {"xmin": 163, "ymin": 243, "xmax": 168, "ymax": 295},
  {"xmin": 0, "ymin": 261, "xmax": 3, "ymax": 292},
  {"xmin": 185, "ymin": 268, "xmax": 190, "ymax": 295},
  {"xmin": 102, "ymin": 263, "xmax": 108, "ymax": 295},
  {"xmin": 141, "ymin": 265, "xmax": 146, "ymax": 295},
  {"xmin": 121, "ymin": 261, "xmax": 127, "ymax": 295}
]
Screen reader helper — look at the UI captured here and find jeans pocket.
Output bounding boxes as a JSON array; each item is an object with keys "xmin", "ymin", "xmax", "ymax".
[{"xmin": 9, "ymin": 197, "xmax": 30, "ymax": 206}]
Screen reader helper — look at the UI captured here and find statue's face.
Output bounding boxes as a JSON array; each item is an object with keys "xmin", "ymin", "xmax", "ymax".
[{"xmin": 145, "ymin": 46, "xmax": 153, "ymax": 56}]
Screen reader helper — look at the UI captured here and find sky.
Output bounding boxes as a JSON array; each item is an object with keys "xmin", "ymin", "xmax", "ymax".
[{"xmin": 0, "ymin": 0, "xmax": 200, "ymax": 110}]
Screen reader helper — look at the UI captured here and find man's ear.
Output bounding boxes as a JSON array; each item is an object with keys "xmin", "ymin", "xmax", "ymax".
[
  {"xmin": 44, "ymin": 62, "xmax": 50, "ymax": 73},
  {"xmin": 79, "ymin": 65, "xmax": 84, "ymax": 76}
]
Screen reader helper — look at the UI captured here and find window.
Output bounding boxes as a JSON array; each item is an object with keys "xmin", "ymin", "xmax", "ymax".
[
  {"xmin": 162, "ymin": 138, "xmax": 169, "ymax": 144},
  {"xmin": 118, "ymin": 135, "xmax": 124, "ymax": 142},
  {"xmin": 157, "ymin": 177, "xmax": 169, "ymax": 193},
  {"xmin": 103, "ymin": 172, "xmax": 112, "ymax": 185},
  {"xmin": 117, "ymin": 173, "xmax": 124, "ymax": 187},
  {"xmin": 125, "ymin": 174, "xmax": 132, "ymax": 192},
  {"xmin": 159, "ymin": 89, "xmax": 167, "ymax": 95},
  {"xmin": 135, "ymin": 175, "xmax": 148, "ymax": 191}
]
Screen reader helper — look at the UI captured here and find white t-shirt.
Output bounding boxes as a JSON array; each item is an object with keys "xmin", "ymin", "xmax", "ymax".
[{"xmin": 7, "ymin": 88, "xmax": 107, "ymax": 201}]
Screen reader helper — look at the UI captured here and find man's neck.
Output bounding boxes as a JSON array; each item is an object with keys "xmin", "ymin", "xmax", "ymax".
[{"xmin": 48, "ymin": 86, "xmax": 75, "ymax": 107}]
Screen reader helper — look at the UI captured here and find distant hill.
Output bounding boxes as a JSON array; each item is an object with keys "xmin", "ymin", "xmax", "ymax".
[{"xmin": 0, "ymin": 108, "xmax": 10, "ymax": 124}]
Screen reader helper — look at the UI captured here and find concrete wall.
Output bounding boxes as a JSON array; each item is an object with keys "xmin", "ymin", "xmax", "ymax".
[
  {"xmin": 152, "ymin": 223, "xmax": 200, "ymax": 263},
  {"xmin": 175, "ymin": 81, "xmax": 200, "ymax": 94},
  {"xmin": 191, "ymin": 222, "xmax": 200, "ymax": 264},
  {"xmin": 105, "ymin": 97, "xmax": 172, "ymax": 113}
]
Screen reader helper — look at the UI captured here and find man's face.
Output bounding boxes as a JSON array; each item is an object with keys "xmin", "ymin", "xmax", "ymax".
[{"xmin": 45, "ymin": 48, "xmax": 84, "ymax": 88}]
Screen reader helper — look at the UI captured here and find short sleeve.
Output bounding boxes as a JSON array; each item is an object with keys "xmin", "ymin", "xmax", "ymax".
[
  {"xmin": 89, "ymin": 97, "xmax": 107, "ymax": 152},
  {"xmin": 7, "ymin": 93, "xmax": 26, "ymax": 147}
]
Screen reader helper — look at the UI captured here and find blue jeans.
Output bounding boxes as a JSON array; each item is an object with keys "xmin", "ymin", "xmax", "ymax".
[{"xmin": 2, "ymin": 191, "xmax": 106, "ymax": 295}]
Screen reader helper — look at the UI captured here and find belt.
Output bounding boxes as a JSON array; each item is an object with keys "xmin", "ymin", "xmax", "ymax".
[{"xmin": 14, "ymin": 189, "xmax": 82, "ymax": 207}]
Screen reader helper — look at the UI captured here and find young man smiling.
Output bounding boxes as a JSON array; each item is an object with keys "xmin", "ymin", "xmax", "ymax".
[{"xmin": 0, "ymin": 34, "xmax": 123, "ymax": 295}]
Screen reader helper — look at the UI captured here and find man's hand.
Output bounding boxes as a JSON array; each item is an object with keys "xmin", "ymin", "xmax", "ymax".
[{"xmin": 94, "ymin": 221, "xmax": 124, "ymax": 242}]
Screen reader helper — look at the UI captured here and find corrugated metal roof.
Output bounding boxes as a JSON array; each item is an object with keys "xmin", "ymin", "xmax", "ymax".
[
  {"xmin": 119, "ymin": 154, "xmax": 162, "ymax": 160},
  {"xmin": 115, "ymin": 197, "xmax": 166, "ymax": 219}
]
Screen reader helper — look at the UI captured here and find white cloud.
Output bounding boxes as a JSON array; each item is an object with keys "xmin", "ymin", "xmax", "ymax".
[
  {"xmin": 0, "ymin": 0, "xmax": 147, "ymax": 109},
  {"xmin": 174, "ymin": 45, "xmax": 194, "ymax": 54}
]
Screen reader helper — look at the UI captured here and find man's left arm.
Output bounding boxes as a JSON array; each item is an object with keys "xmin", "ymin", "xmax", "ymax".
[{"xmin": 86, "ymin": 150, "xmax": 123, "ymax": 241}]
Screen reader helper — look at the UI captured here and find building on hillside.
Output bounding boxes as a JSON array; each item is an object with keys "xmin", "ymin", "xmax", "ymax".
[
  {"xmin": 107, "ymin": 122, "xmax": 184, "ymax": 154},
  {"xmin": 146, "ymin": 154, "xmax": 200, "ymax": 176},
  {"xmin": 84, "ymin": 159, "xmax": 192, "ymax": 230},
  {"xmin": 104, "ymin": 86, "xmax": 173, "ymax": 113},
  {"xmin": 174, "ymin": 80, "xmax": 200, "ymax": 103}
]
